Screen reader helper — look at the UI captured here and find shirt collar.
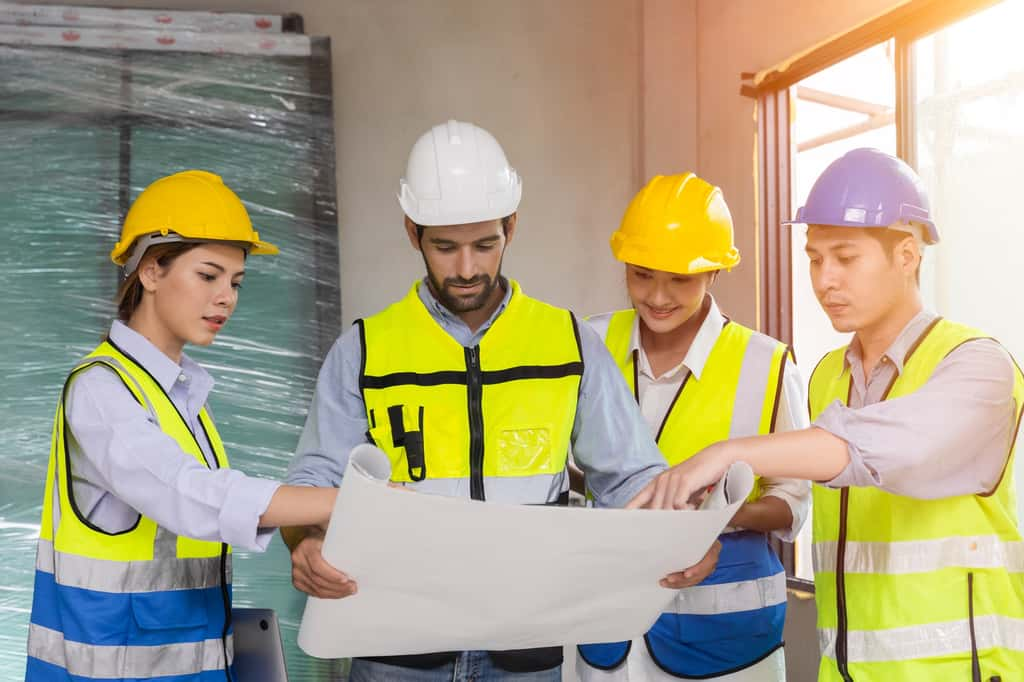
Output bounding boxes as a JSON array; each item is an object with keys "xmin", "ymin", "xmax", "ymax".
[
  {"xmin": 630, "ymin": 294, "xmax": 727, "ymax": 381},
  {"xmin": 108, "ymin": 320, "xmax": 211, "ymax": 395},
  {"xmin": 843, "ymin": 309, "xmax": 939, "ymax": 376},
  {"xmin": 417, "ymin": 275, "xmax": 513, "ymax": 334}
]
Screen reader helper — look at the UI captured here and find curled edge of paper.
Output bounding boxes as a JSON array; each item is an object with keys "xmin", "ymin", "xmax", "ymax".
[
  {"xmin": 698, "ymin": 461, "xmax": 755, "ymax": 511},
  {"xmin": 348, "ymin": 443, "xmax": 393, "ymax": 482}
]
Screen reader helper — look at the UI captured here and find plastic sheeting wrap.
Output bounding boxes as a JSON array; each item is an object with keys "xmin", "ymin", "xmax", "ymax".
[{"xmin": 0, "ymin": 8, "xmax": 341, "ymax": 679}]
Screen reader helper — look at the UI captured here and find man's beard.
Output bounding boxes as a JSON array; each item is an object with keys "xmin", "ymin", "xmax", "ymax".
[{"xmin": 425, "ymin": 265, "xmax": 503, "ymax": 314}]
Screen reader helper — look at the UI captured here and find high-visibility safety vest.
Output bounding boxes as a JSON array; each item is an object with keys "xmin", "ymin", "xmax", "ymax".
[
  {"xmin": 357, "ymin": 279, "xmax": 583, "ymax": 671},
  {"xmin": 578, "ymin": 309, "xmax": 790, "ymax": 678},
  {"xmin": 27, "ymin": 340, "xmax": 234, "ymax": 682},
  {"xmin": 809, "ymin": 318, "xmax": 1024, "ymax": 682}
]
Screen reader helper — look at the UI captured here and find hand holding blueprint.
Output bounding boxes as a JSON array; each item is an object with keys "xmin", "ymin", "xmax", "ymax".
[{"xmin": 298, "ymin": 444, "xmax": 754, "ymax": 658}]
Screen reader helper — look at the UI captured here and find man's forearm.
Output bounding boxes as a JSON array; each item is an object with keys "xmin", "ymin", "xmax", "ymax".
[
  {"xmin": 722, "ymin": 426, "xmax": 850, "ymax": 482},
  {"xmin": 731, "ymin": 495, "xmax": 794, "ymax": 532}
]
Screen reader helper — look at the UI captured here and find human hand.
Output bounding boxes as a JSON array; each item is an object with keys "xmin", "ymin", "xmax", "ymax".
[
  {"xmin": 626, "ymin": 444, "xmax": 733, "ymax": 510},
  {"xmin": 290, "ymin": 529, "xmax": 357, "ymax": 599},
  {"xmin": 660, "ymin": 540, "xmax": 721, "ymax": 589}
]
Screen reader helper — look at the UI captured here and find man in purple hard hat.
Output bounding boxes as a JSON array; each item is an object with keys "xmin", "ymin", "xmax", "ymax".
[{"xmin": 625, "ymin": 148, "xmax": 1024, "ymax": 681}]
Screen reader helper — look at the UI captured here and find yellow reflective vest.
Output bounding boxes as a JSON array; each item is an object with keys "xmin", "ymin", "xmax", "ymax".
[
  {"xmin": 577, "ymin": 309, "xmax": 791, "ymax": 677},
  {"xmin": 601, "ymin": 309, "xmax": 787, "ymax": 478},
  {"xmin": 359, "ymin": 278, "xmax": 583, "ymax": 504},
  {"xmin": 809, "ymin": 318, "xmax": 1024, "ymax": 681},
  {"xmin": 27, "ymin": 340, "xmax": 233, "ymax": 681}
]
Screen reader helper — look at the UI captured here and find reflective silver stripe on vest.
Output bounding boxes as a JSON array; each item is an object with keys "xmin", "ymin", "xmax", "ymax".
[
  {"xmin": 401, "ymin": 470, "xmax": 569, "ymax": 504},
  {"xmin": 668, "ymin": 570, "xmax": 786, "ymax": 616},
  {"xmin": 28, "ymin": 623, "xmax": 232, "ymax": 678},
  {"xmin": 813, "ymin": 536, "xmax": 1024, "ymax": 575},
  {"xmin": 73, "ymin": 355, "xmax": 159, "ymax": 423},
  {"xmin": 36, "ymin": 539, "xmax": 228, "ymax": 592},
  {"xmin": 730, "ymin": 332, "xmax": 781, "ymax": 438},
  {"xmin": 818, "ymin": 615, "xmax": 1024, "ymax": 662}
]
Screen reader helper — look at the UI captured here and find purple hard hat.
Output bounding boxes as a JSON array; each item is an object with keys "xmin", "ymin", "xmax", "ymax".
[{"xmin": 785, "ymin": 148, "xmax": 939, "ymax": 244}]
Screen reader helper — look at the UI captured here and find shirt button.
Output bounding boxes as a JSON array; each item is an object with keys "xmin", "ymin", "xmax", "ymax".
[{"xmin": 177, "ymin": 373, "xmax": 188, "ymax": 384}]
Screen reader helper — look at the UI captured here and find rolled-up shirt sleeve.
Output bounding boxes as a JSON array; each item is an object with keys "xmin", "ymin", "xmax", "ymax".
[
  {"xmin": 759, "ymin": 359, "xmax": 811, "ymax": 542},
  {"xmin": 65, "ymin": 367, "xmax": 281, "ymax": 551},
  {"xmin": 571, "ymin": 322, "xmax": 667, "ymax": 508},
  {"xmin": 815, "ymin": 338, "xmax": 1018, "ymax": 499},
  {"xmin": 286, "ymin": 324, "xmax": 369, "ymax": 488}
]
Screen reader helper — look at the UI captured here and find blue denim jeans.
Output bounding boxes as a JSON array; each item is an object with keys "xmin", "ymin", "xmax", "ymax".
[{"xmin": 349, "ymin": 651, "xmax": 561, "ymax": 682}]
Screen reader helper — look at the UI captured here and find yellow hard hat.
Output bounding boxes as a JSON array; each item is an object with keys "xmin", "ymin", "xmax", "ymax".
[
  {"xmin": 610, "ymin": 173, "xmax": 740, "ymax": 275},
  {"xmin": 110, "ymin": 170, "xmax": 279, "ymax": 268}
]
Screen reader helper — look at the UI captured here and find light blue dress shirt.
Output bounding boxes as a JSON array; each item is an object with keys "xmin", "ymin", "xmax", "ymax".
[
  {"xmin": 63, "ymin": 320, "xmax": 280, "ymax": 551},
  {"xmin": 287, "ymin": 278, "xmax": 667, "ymax": 508}
]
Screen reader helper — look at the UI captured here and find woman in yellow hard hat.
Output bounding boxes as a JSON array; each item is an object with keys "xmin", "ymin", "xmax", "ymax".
[
  {"xmin": 26, "ymin": 170, "xmax": 340, "ymax": 682},
  {"xmin": 576, "ymin": 173, "xmax": 810, "ymax": 682}
]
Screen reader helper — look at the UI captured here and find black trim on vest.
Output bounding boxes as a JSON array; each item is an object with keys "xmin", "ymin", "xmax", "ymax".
[
  {"xmin": 968, "ymin": 572, "xmax": 982, "ymax": 682},
  {"xmin": 363, "ymin": 370, "xmax": 468, "ymax": 389},
  {"xmin": 642, "ymin": 635, "xmax": 784, "ymax": 679},
  {"xmin": 576, "ymin": 641, "xmax": 633, "ymax": 671},
  {"xmin": 60, "ymin": 361, "xmax": 143, "ymax": 537},
  {"xmin": 483, "ymin": 362, "xmax": 584, "ymax": 383},
  {"xmin": 219, "ymin": 542, "xmax": 232, "ymax": 681},
  {"xmin": 489, "ymin": 646, "xmax": 563, "ymax": 673},
  {"xmin": 631, "ymin": 349, "xmax": 640, "ymax": 403},
  {"xmin": 361, "ymin": 364, "xmax": 583, "ymax": 390},
  {"xmin": 570, "ymin": 311, "xmax": 585, "ymax": 402},
  {"xmin": 654, "ymin": 373, "xmax": 692, "ymax": 444},
  {"xmin": 835, "ymin": 379, "xmax": 854, "ymax": 682},
  {"xmin": 835, "ymin": 484, "xmax": 853, "ymax": 682},
  {"xmin": 356, "ymin": 319, "xmax": 368, "ymax": 392},
  {"xmin": 768, "ymin": 348, "xmax": 791, "ymax": 433}
]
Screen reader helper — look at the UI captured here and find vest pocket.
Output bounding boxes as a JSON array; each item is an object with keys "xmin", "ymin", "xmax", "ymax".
[
  {"xmin": 130, "ymin": 590, "xmax": 209, "ymax": 632},
  {"xmin": 495, "ymin": 427, "xmax": 552, "ymax": 474}
]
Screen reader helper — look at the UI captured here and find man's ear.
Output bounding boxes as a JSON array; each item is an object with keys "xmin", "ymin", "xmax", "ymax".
[
  {"xmin": 897, "ymin": 235, "xmax": 920, "ymax": 276},
  {"xmin": 404, "ymin": 216, "xmax": 423, "ymax": 252}
]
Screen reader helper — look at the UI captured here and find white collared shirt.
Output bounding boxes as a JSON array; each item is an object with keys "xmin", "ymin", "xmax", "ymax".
[
  {"xmin": 588, "ymin": 296, "xmax": 810, "ymax": 541},
  {"xmin": 63, "ymin": 320, "xmax": 280, "ymax": 550}
]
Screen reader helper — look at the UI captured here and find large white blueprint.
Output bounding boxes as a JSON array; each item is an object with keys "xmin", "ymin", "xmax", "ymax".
[{"xmin": 298, "ymin": 444, "xmax": 754, "ymax": 659}]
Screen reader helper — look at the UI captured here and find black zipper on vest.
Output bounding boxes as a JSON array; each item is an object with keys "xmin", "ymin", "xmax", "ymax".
[
  {"xmin": 836, "ymin": 487, "xmax": 853, "ymax": 681},
  {"xmin": 466, "ymin": 346, "xmax": 485, "ymax": 501}
]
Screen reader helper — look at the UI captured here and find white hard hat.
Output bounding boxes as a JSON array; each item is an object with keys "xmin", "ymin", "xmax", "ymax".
[{"xmin": 398, "ymin": 119, "xmax": 522, "ymax": 226}]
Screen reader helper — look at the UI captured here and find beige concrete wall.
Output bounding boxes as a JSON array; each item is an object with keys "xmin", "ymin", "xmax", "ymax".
[
  {"xmin": 694, "ymin": 0, "xmax": 906, "ymax": 327},
  {"xmin": 35, "ymin": 0, "xmax": 698, "ymax": 325},
  {"xmin": 642, "ymin": 0, "xmax": 698, "ymax": 180}
]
